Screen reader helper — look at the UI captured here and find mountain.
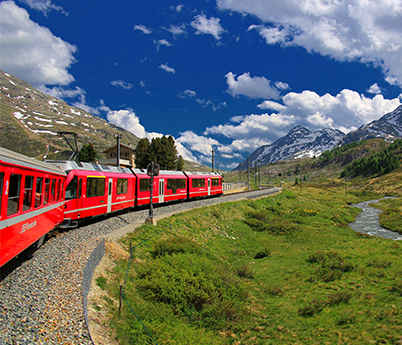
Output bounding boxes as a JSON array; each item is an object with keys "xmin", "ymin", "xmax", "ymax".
[
  {"xmin": 236, "ymin": 126, "xmax": 345, "ymax": 170},
  {"xmin": 338, "ymin": 105, "xmax": 402, "ymax": 146},
  {"xmin": 0, "ymin": 69, "xmax": 140, "ymax": 160}
]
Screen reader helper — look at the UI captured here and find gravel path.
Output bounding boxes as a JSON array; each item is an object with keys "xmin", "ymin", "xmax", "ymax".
[{"xmin": 0, "ymin": 188, "xmax": 280, "ymax": 345}]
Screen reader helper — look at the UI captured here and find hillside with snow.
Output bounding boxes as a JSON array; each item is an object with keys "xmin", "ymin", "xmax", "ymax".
[{"xmin": 0, "ymin": 70, "xmax": 139, "ymax": 159}]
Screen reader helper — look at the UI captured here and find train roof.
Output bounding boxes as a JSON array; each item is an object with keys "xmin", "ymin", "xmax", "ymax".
[
  {"xmin": 184, "ymin": 171, "xmax": 222, "ymax": 177},
  {"xmin": 0, "ymin": 147, "xmax": 66, "ymax": 176},
  {"xmin": 133, "ymin": 169, "xmax": 185, "ymax": 177},
  {"xmin": 46, "ymin": 160, "xmax": 133, "ymax": 174}
]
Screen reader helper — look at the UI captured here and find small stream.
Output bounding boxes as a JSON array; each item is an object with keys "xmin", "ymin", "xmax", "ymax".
[{"xmin": 349, "ymin": 197, "xmax": 402, "ymax": 240}]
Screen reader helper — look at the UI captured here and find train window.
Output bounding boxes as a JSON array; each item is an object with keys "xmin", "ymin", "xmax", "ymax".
[
  {"xmin": 65, "ymin": 177, "xmax": 77, "ymax": 200},
  {"xmin": 44, "ymin": 178, "xmax": 51, "ymax": 205},
  {"xmin": 87, "ymin": 177, "xmax": 105, "ymax": 197},
  {"xmin": 78, "ymin": 179, "xmax": 82, "ymax": 199},
  {"xmin": 7, "ymin": 174, "xmax": 22, "ymax": 216},
  {"xmin": 55, "ymin": 180, "xmax": 60, "ymax": 202},
  {"xmin": 0, "ymin": 172, "xmax": 4, "ymax": 216},
  {"xmin": 212, "ymin": 178, "xmax": 220, "ymax": 187},
  {"xmin": 192, "ymin": 178, "xmax": 205, "ymax": 188},
  {"xmin": 116, "ymin": 179, "xmax": 128, "ymax": 194},
  {"xmin": 139, "ymin": 179, "xmax": 151, "ymax": 192},
  {"xmin": 167, "ymin": 179, "xmax": 186, "ymax": 193},
  {"xmin": 50, "ymin": 179, "xmax": 56, "ymax": 204},
  {"xmin": 23, "ymin": 176, "xmax": 34, "ymax": 211},
  {"xmin": 35, "ymin": 177, "xmax": 43, "ymax": 207}
]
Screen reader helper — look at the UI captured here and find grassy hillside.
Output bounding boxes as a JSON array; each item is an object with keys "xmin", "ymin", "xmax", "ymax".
[{"xmin": 93, "ymin": 176, "xmax": 402, "ymax": 344}]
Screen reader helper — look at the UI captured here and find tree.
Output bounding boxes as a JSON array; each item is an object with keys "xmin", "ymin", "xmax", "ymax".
[
  {"xmin": 135, "ymin": 135, "xmax": 183, "ymax": 170},
  {"xmin": 78, "ymin": 143, "xmax": 97, "ymax": 162},
  {"xmin": 134, "ymin": 138, "xmax": 150, "ymax": 169}
]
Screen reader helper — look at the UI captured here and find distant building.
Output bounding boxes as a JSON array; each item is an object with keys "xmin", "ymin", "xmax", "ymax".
[{"xmin": 99, "ymin": 144, "xmax": 135, "ymax": 168}]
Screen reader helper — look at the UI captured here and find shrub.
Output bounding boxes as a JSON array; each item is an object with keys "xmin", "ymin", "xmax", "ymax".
[
  {"xmin": 236, "ymin": 265, "xmax": 254, "ymax": 279},
  {"xmin": 135, "ymin": 252, "xmax": 249, "ymax": 330},
  {"xmin": 151, "ymin": 236, "xmax": 203, "ymax": 259},
  {"xmin": 254, "ymin": 248, "xmax": 271, "ymax": 259}
]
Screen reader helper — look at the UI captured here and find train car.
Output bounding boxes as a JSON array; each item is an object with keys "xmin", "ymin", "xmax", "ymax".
[
  {"xmin": 0, "ymin": 147, "xmax": 66, "ymax": 267},
  {"xmin": 184, "ymin": 171, "xmax": 223, "ymax": 199},
  {"xmin": 133, "ymin": 169, "xmax": 187, "ymax": 206},
  {"xmin": 47, "ymin": 161, "xmax": 136, "ymax": 227}
]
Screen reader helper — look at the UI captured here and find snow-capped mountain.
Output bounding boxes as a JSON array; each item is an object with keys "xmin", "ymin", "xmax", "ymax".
[
  {"xmin": 236, "ymin": 126, "xmax": 345, "ymax": 170},
  {"xmin": 338, "ymin": 105, "xmax": 402, "ymax": 146}
]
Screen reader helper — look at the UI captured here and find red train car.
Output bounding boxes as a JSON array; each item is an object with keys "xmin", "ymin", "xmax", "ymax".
[
  {"xmin": 133, "ymin": 169, "xmax": 188, "ymax": 206},
  {"xmin": 184, "ymin": 171, "xmax": 223, "ymax": 198},
  {"xmin": 0, "ymin": 147, "xmax": 66, "ymax": 267},
  {"xmin": 47, "ymin": 161, "xmax": 136, "ymax": 227}
]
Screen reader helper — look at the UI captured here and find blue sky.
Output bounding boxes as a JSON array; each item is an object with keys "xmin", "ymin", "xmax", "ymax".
[{"xmin": 1, "ymin": 0, "xmax": 402, "ymax": 170}]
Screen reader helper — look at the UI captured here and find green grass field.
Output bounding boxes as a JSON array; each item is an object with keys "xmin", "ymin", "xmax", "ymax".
[{"xmin": 98, "ymin": 185, "xmax": 402, "ymax": 345}]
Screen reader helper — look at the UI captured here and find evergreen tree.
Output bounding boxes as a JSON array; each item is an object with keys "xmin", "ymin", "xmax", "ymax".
[
  {"xmin": 176, "ymin": 155, "xmax": 185, "ymax": 171},
  {"xmin": 134, "ymin": 138, "xmax": 150, "ymax": 168},
  {"xmin": 78, "ymin": 143, "xmax": 97, "ymax": 162}
]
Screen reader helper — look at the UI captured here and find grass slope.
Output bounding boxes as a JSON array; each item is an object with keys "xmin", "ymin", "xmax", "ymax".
[{"xmin": 96, "ymin": 185, "xmax": 402, "ymax": 345}]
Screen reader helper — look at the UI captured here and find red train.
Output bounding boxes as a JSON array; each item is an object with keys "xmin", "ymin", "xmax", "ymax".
[{"xmin": 0, "ymin": 147, "xmax": 223, "ymax": 266}]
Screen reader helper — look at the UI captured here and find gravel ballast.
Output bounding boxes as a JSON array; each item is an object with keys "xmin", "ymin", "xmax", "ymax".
[{"xmin": 0, "ymin": 188, "xmax": 280, "ymax": 344}]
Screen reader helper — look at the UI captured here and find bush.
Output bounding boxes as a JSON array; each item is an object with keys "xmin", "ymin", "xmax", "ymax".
[
  {"xmin": 236, "ymin": 265, "xmax": 254, "ymax": 279},
  {"xmin": 151, "ymin": 236, "xmax": 203, "ymax": 259},
  {"xmin": 135, "ymin": 252, "xmax": 249, "ymax": 330},
  {"xmin": 254, "ymin": 248, "xmax": 271, "ymax": 259}
]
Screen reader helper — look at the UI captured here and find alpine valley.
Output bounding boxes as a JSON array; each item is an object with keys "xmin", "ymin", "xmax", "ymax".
[
  {"xmin": 1, "ymin": 69, "xmax": 401, "ymax": 170},
  {"xmin": 236, "ymin": 104, "xmax": 402, "ymax": 170}
]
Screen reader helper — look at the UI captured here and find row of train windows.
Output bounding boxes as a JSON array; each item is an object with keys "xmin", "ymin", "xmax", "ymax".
[
  {"xmin": 0, "ymin": 173, "xmax": 64, "ymax": 217},
  {"xmin": 65, "ymin": 177, "xmax": 129, "ymax": 200},
  {"xmin": 192, "ymin": 178, "xmax": 220, "ymax": 188}
]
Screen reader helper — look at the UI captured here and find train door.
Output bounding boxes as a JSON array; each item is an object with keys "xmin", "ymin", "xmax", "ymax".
[
  {"xmin": 207, "ymin": 178, "xmax": 211, "ymax": 196},
  {"xmin": 107, "ymin": 178, "xmax": 113, "ymax": 213},
  {"xmin": 77, "ymin": 177, "xmax": 83, "ymax": 214},
  {"xmin": 159, "ymin": 179, "xmax": 164, "ymax": 203}
]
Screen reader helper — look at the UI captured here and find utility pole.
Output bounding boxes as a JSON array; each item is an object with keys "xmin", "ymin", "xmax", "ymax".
[
  {"xmin": 247, "ymin": 157, "xmax": 250, "ymax": 191},
  {"xmin": 115, "ymin": 133, "xmax": 122, "ymax": 167},
  {"xmin": 145, "ymin": 161, "xmax": 159, "ymax": 225},
  {"xmin": 211, "ymin": 149, "xmax": 215, "ymax": 173}
]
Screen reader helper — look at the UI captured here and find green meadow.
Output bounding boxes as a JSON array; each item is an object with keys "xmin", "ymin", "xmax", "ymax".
[{"xmin": 98, "ymin": 185, "xmax": 402, "ymax": 345}]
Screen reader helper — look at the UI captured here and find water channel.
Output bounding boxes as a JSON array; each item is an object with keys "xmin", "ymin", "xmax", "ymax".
[{"xmin": 349, "ymin": 197, "xmax": 402, "ymax": 240}]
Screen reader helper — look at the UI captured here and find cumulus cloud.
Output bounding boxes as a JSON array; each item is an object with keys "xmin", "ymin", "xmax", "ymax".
[
  {"xmin": 107, "ymin": 109, "xmax": 147, "ymax": 138},
  {"xmin": 191, "ymin": 14, "xmax": 226, "ymax": 40},
  {"xmin": 159, "ymin": 63, "xmax": 176, "ymax": 73},
  {"xmin": 225, "ymin": 72, "xmax": 282, "ymax": 99},
  {"xmin": 154, "ymin": 39, "xmax": 172, "ymax": 50},
  {"xmin": 134, "ymin": 24, "xmax": 152, "ymax": 34},
  {"xmin": 218, "ymin": 0, "xmax": 402, "ymax": 87},
  {"xmin": 111, "ymin": 80, "xmax": 134, "ymax": 90},
  {"xmin": 0, "ymin": 1, "xmax": 77, "ymax": 87},
  {"xmin": 367, "ymin": 83, "xmax": 382, "ymax": 95}
]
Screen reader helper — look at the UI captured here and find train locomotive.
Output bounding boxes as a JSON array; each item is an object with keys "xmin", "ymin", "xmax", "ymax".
[{"xmin": 0, "ymin": 147, "xmax": 223, "ymax": 267}]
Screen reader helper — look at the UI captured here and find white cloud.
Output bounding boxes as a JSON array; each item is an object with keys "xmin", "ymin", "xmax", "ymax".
[
  {"xmin": 218, "ymin": 0, "xmax": 402, "ymax": 87},
  {"xmin": 257, "ymin": 100, "xmax": 286, "ymax": 111},
  {"xmin": 205, "ymin": 112, "xmax": 295, "ymax": 140},
  {"xmin": 178, "ymin": 89, "xmax": 197, "ymax": 98},
  {"xmin": 134, "ymin": 24, "xmax": 152, "ymax": 34},
  {"xmin": 167, "ymin": 24, "xmax": 186, "ymax": 36},
  {"xmin": 154, "ymin": 39, "xmax": 172, "ymax": 49},
  {"xmin": 159, "ymin": 63, "xmax": 176, "ymax": 73},
  {"xmin": 0, "ymin": 1, "xmax": 77, "ymax": 87},
  {"xmin": 367, "ymin": 83, "xmax": 382, "ymax": 95},
  {"xmin": 176, "ymin": 131, "xmax": 222, "ymax": 158},
  {"xmin": 225, "ymin": 72, "xmax": 282, "ymax": 99},
  {"xmin": 111, "ymin": 80, "xmax": 134, "ymax": 90},
  {"xmin": 20, "ymin": 0, "xmax": 66, "ymax": 16},
  {"xmin": 107, "ymin": 109, "xmax": 146, "ymax": 138},
  {"xmin": 190, "ymin": 14, "xmax": 226, "ymax": 40}
]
